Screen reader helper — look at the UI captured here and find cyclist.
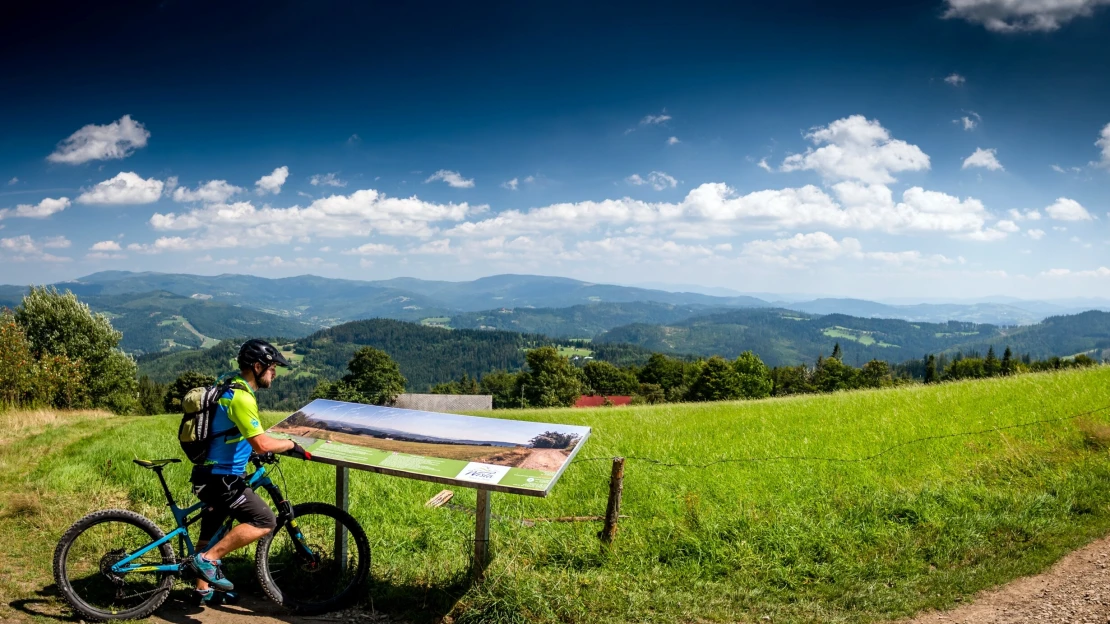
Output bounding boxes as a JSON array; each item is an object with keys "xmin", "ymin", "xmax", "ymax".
[{"xmin": 187, "ymin": 339, "xmax": 310, "ymax": 605}]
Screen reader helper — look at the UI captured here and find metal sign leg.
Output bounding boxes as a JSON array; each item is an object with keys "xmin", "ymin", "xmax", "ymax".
[
  {"xmin": 335, "ymin": 466, "xmax": 349, "ymax": 564},
  {"xmin": 473, "ymin": 488, "xmax": 492, "ymax": 579}
]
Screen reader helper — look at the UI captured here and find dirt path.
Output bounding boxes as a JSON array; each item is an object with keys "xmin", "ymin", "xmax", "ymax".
[
  {"xmin": 519, "ymin": 449, "xmax": 568, "ymax": 471},
  {"xmin": 147, "ymin": 592, "xmax": 400, "ymax": 624},
  {"xmin": 901, "ymin": 533, "xmax": 1110, "ymax": 624}
]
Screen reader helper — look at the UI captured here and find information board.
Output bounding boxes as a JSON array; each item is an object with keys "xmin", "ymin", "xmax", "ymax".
[{"xmin": 268, "ymin": 399, "xmax": 591, "ymax": 496}]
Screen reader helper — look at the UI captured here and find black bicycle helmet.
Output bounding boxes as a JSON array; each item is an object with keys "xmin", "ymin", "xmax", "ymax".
[{"xmin": 237, "ymin": 339, "xmax": 292, "ymax": 370}]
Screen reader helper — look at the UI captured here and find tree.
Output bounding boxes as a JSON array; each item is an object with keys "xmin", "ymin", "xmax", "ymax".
[
  {"xmin": 638, "ymin": 353, "xmax": 686, "ymax": 392},
  {"xmin": 771, "ymin": 364, "xmax": 813, "ymax": 396},
  {"xmin": 518, "ymin": 347, "xmax": 583, "ymax": 408},
  {"xmin": 14, "ymin": 286, "xmax": 138, "ymax": 413},
  {"xmin": 1001, "ymin": 346, "xmax": 1014, "ymax": 375},
  {"xmin": 165, "ymin": 372, "xmax": 217, "ymax": 412},
  {"xmin": 342, "ymin": 347, "xmax": 407, "ymax": 405},
  {"xmin": 634, "ymin": 382, "xmax": 666, "ymax": 404},
  {"xmin": 480, "ymin": 371, "xmax": 521, "ymax": 409},
  {"xmin": 732, "ymin": 351, "xmax": 772, "ymax": 399},
  {"xmin": 138, "ymin": 375, "xmax": 166, "ymax": 415},
  {"xmin": 984, "ymin": 346, "xmax": 1001, "ymax": 377},
  {"xmin": 430, "ymin": 373, "xmax": 481, "ymax": 395},
  {"xmin": 812, "ymin": 355, "xmax": 858, "ymax": 392},
  {"xmin": 831, "ymin": 342, "xmax": 843, "ymax": 361},
  {"xmin": 582, "ymin": 360, "xmax": 638, "ymax": 396},
  {"xmin": 686, "ymin": 356, "xmax": 742, "ymax": 402},
  {"xmin": 924, "ymin": 354, "xmax": 938, "ymax": 384},
  {"xmin": 0, "ymin": 314, "xmax": 35, "ymax": 407},
  {"xmin": 858, "ymin": 360, "xmax": 893, "ymax": 388}
]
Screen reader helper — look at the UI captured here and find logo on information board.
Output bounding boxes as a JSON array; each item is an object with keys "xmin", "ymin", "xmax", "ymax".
[{"xmin": 455, "ymin": 462, "xmax": 511, "ymax": 485}]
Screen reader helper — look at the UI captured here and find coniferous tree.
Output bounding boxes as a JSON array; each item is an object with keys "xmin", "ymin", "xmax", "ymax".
[
  {"xmin": 984, "ymin": 346, "xmax": 1001, "ymax": 377},
  {"xmin": 831, "ymin": 342, "xmax": 843, "ymax": 361},
  {"xmin": 1001, "ymin": 346, "xmax": 1014, "ymax": 375},
  {"xmin": 924, "ymin": 354, "xmax": 938, "ymax": 384}
]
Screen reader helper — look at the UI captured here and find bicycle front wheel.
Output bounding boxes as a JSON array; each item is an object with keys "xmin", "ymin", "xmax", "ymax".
[
  {"xmin": 255, "ymin": 502, "xmax": 370, "ymax": 614},
  {"xmin": 53, "ymin": 509, "xmax": 176, "ymax": 621}
]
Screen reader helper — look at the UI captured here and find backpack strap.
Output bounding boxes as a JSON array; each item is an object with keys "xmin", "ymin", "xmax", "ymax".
[{"xmin": 213, "ymin": 380, "xmax": 255, "ymax": 439}]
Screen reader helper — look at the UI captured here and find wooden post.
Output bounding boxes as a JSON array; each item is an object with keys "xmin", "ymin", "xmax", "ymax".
[
  {"xmin": 473, "ymin": 488, "xmax": 492, "ymax": 579},
  {"xmin": 335, "ymin": 466, "xmax": 349, "ymax": 564},
  {"xmin": 600, "ymin": 457, "xmax": 624, "ymax": 551}
]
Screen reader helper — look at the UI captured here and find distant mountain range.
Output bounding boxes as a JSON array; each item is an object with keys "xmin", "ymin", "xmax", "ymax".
[{"xmin": 3, "ymin": 271, "xmax": 1106, "ymax": 329}]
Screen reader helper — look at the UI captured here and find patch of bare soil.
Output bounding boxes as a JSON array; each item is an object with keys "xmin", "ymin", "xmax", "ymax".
[
  {"xmin": 518, "ymin": 448, "xmax": 569, "ymax": 472},
  {"xmin": 899, "ymin": 533, "xmax": 1110, "ymax": 624}
]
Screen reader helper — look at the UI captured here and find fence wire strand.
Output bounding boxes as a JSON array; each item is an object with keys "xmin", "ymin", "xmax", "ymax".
[{"xmin": 572, "ymin": 404, "xmax": 1110, "ymax": 469}]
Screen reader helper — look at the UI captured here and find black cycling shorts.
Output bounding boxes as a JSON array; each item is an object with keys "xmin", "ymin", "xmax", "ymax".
[{"xmin": 191, "ymin": 468, "xmax": 277, "ymax": 542}]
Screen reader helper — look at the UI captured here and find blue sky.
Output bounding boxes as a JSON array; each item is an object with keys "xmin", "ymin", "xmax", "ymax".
[{"xmin": 1, "ymin": 0, "xmax": 1108, "ymax": 300}]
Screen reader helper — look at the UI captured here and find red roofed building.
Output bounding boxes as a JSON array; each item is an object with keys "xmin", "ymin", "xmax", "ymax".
[{"xmin": 573, "ymin": 395, "xmax": 633, "ymax": 408}]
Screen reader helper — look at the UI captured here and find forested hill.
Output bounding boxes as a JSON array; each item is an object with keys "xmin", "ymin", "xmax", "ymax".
[
  {"xmin": 445, "ymin": 301, "xmax": 730, "ymax": 337},
  {"xmin": 594, "ymin": 308, "xmax": 1110, "ymax": 367},
  {"xmin": 138, "ymin": 318, "xmax": 654, "ymax": 410}
]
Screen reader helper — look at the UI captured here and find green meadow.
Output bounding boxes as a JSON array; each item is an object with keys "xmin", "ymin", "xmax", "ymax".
[{"xmin": 3, "ymin": 366, "xmax": 1110, "ymax": 623}]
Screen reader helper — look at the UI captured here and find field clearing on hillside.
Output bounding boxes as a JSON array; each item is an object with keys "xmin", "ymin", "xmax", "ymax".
[{"xmin": 4, "ymin": 368, "xmax": 1110, "ymax": 623}]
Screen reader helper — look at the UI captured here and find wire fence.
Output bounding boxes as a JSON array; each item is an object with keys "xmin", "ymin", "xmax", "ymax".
[{"xmin": 572, "ymin": 404, "xmax": 1110, "ymax": 469}]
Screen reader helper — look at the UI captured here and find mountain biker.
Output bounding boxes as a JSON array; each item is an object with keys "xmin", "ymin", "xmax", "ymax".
[{"xmin": 187, "ymin": 339, "xmax": 310, "ymax": 605}]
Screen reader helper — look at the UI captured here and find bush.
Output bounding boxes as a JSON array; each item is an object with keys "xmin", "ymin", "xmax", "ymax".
[{"xmin": 164, "ymin": 372, "xmax": 217, "ymax": 412}]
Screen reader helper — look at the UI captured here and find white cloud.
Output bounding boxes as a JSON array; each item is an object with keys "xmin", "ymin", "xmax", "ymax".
[
  {"xmin": 626, "ymin": 171, "xmax": 678, "ymax": 191},
  {"xmin": 954, "ymin": 111, "xmax": 980, "ymax": 130},
  {"xmin": 501, "ymin": 178, "xmax": 519, "ymax": 190},
  {"xmin": 0, "ymin": 196, "xmax": 70, "ymax": 219},
  {"xmin": 412, "ymin": 239, "xmax": 453, "ymax": 254},
  {"xmin": 7, "ymin": 177, "xmax": 17, "ymax": 185},
  {"xmin": 347, "ymin": 134, "xmax": 361, "ymax": 146},
  {"xmin": 77, "ymin": 172, "xmax": 164, "ymax": 205},
  {"xmin": 425, "ymin": 170, "xmax": 475, "ymax": 189},
  {"xmin": 1096, "ymin": 122, "xmax": 1110, "ymax": 169},
  {"xmin": 944, "ymin": 73, "xmax": 967, "ymax": 86},
  {"xmin": 1026, "ymin": 228, "xmax": 1046, "ymax": 240},
  {"xmin": 310, "ymin": 173, "xmax": 347, "ymax": 188},
  {"xmin": 943, "ymin": 0, "xmax": 1110, "ymax": 32},
  {"xmin": 255, "ymin": 166, "xmax": 289, "ymax": 195},
  {"xmin": 343, "ymin": 242, "xmax": 399, "ymax": 255},
  {"xmin": 1041, "ymin": 266, "xmax": 1110, "ymax": 278},
  {"xmin": 962, "ymin": 147, "xmax": 1004, "ymax": 171},
  {"xmin": 143, "ymin": 189, "xmax": 479, "ymax": 252},
  {"xmin": 46, "ymin": 115, "xmax": 150, "ymax": 164},
  {"xmin": 757, "ymin": 158, "xmax": 772, "ymax": 172},
  {"xmin": 172, "ymin": 180, "xmax": 244, "ymax": 203},
  {"xmin": 252, "ymin": 256, "xmax": 328, "ymax": 269},
  {"xmin": 740, "ymin": 232, "xmax": 955, "ymax": 269},
  {"xmin": 1045, "ymin": 197, "xmax": 1093, "ymax": 221},
  {"xmin": 995, "ymin": 219, "xmax": 1020, "ymax": 232},
  {"xmin": 780, "ymin": 115, "xmax": 930, "ymax": 184},
  {"xmin": 667, "ymin": 136, "xmax": 681, "ymax": 145},
  {"xmin": 0, "ymin": 235, "xmax": 70, "ymax": 262},
  {"xmin": 87, "ymin": 251, "xmax": 126, "ymax": 260},
  {"xmin": 90, "ymin": 240, "xmax": 121, "ymax": 251},
  {"xmin": 1008, "ymin": 209, "xmax": 1041, "ymax": 221},
  {"xmin": 641, "ymin": 111, "xmax": 671, "ymax": 125}
]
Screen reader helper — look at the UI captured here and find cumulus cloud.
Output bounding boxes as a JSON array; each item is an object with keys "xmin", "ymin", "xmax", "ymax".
[
  {"xmin": 343, "ymin": 242, "xmax": 399, "ymax": 255},
  {"xmin": 255, "ymin": 166, "xmax": 289, "ymax": 195},
  {"xmin": 0, "ymin": 235, "xmax": 70, "ymax": 262},
  {"xmin": 172, "ymin": 180, "xmax": 244, "ymax": 203},
  {"xmin": 142, "ymin": 189, "xmax": 479, "ymax": 252},
  {"xmin": 780, "ymin": 115, "xmax": 930, "ymax": 184},
  {"xmin": 1008, "ymin": 209, "xmax": 1041, "ymax": 221},
  {"xmin": 641, "ymin": 111, "xmax": 671, "ymax": 125},
  {"xmin": 962, "ymin": 147, "xmax": 1004, "ymax": 171},
  {"xmin": 943, "ymin": 0, "xmax": 1110, "ymax": 32},
  {"xmin": 944, "ymin": 73, "xmax": 967, "ymax": 86},
  {"xmin": 46, "ymin": 115, "xmax": 150, "ymax": 164},
  {"xmin": 425, "ymin": 170, "xmax": 475, "ymax": 189},
  {"xmin": 0, "ymin": 196, "xmax": 70, "ymax": 219},
  {"xmin": 1026, "ymin": 228, "xmax": 1046, "ymax": 240},
  {"xmin": 757, "ymin": 158, "xmax": 772, "ymax": 172},
  {"xmin": 1045, "ymin": 197, "xmax": 1093, "ymax": 221},
  {"xmin": 1096, "ymin": 122, "xmax": 1110, "ymax": 169},
  {"xmin": 501, "ymin": 178, "xmax": 519, "ymax": 190},
  {"xmin": 626, "ymin": 171, "xmax": 678, "ymax": 190},
  {"xmin": 310, "ymin": 173, "xmax": 347, "ymax": 187},
  {"xmin": 667, "ymin": 136, "xmax": 681, "ymax": 145},
  {"xmin": 77, "ymin": 172, "xmax": 164, "ymax": 205},
  {"xmin": 7, "ymin": 177, "xmax": 17, "ymax": 185},
  {"xmin": 90, "ymin": 240, "xmax": 123, "ymax": 251},
  {"xmin": 995, "ymin": 219, "xmax": 1020, "ymax": 233},
  {"xmin": 740, "ymin": 232, "xmax": 955, "ymax": 269}
]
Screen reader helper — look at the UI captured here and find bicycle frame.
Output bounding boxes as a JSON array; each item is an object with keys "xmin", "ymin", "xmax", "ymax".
[{"xmin": 110, "ymin": 460, "xmax": 311, "ymax": 576}]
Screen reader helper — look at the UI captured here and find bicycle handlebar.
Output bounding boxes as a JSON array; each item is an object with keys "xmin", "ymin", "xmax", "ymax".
[{"xmin": 251, "ymin": 452, "xmax": 279, "ymax": 466}]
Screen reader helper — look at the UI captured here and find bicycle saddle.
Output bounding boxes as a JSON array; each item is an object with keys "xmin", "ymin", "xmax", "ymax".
[{"xmin": 133, "ymin": 458, "xmax": 182, "ymax": 469}]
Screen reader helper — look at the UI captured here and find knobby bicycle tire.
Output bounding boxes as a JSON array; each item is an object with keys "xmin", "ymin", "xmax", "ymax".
[
  {"xmin": 53, "ymin": 509, "xmax": 176, "ymax": 621},
  {"xmin": 254, "ymin": 502, "xmax": 370, "ymax": 614}
]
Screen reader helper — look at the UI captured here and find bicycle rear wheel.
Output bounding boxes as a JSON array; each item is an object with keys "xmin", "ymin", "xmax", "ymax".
[
  {"xmin": 255, "ymin": 502, "xmax": 370, "ymax": 614},
  {"xmin": 53, "ymin": 509, "xmax": 176, "ymax": 621}
]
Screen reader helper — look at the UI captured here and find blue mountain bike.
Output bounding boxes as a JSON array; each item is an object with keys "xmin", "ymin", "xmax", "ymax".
[{"xmin": 52, "ymin": 453, "xmax": 370, "ymax": 621}]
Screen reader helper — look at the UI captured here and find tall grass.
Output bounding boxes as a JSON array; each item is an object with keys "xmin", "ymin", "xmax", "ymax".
[{"xmin": 4, "ymin": 367, "xmax": 1110, "ymax": 623}]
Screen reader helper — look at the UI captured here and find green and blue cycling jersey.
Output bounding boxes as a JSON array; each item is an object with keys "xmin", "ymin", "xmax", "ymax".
[{"xmin": 204, "ymin": 375, "xmax": 264, "ymax": 476}]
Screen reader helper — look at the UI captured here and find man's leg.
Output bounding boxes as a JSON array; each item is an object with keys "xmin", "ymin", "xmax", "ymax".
[
  {"xmin": 203, "ymin": 523, "xmax": 272, "ymax": 560},
  {"xmin": 191, "ymin": 482, "xmax": 277, "ymax": 593}
]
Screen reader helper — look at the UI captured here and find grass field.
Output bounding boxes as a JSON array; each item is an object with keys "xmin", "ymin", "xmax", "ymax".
[{"xmin": 3, "ymin": 367, "xmax": 1110, "ymax": 623}]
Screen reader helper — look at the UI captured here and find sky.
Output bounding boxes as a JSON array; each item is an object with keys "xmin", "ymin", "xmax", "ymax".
[{"xmin": 1, "ymin": 0, "xmax": 1108, "ymax": 300}]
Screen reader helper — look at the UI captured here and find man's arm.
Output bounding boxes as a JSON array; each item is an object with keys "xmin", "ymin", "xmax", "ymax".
[
  {"xmin": 228, "ymin": 389, "xmax": 296, "ymax": 454},
  {"xmin": 247, "ymin": 432, "xmax": 296, "ymax": 454}
]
